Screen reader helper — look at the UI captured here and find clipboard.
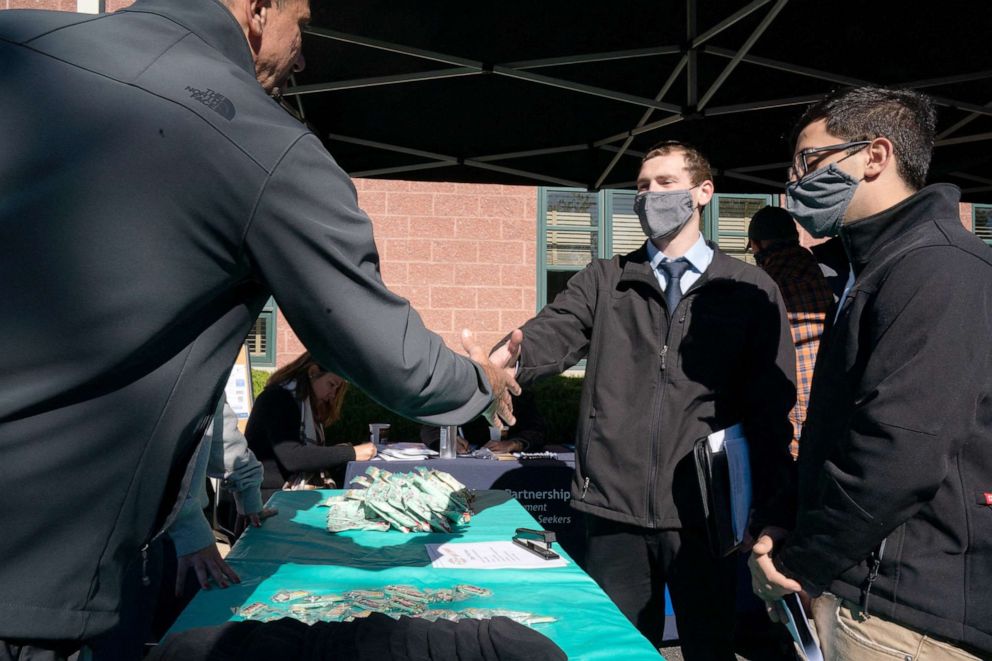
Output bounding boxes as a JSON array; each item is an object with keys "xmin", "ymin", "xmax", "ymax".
[{"xmin": 693, "ymin": 424, "xmax": 751, "ymax": 557}]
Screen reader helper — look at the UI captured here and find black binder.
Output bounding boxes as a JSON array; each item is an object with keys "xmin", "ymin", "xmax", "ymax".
[{"xmin": 693, "ymin": 435, "xmax": 743, "ymax": 557}]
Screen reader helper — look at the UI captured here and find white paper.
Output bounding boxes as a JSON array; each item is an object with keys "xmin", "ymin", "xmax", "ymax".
[
  {"xmin": 377, "ymin": 443, "xmax": 438, "ymax": 461},
  {"xmin": 779, "ymin": 594, "xmax": 823, "ymax": 661},
  {"xmin": 425, "ymin": 541, "xmax": 568, "ymax": 569}
]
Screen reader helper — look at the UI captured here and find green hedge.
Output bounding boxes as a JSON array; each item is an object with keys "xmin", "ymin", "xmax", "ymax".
[
  {"xmin": 251, "ymin": 370, "xmax": 583, "ymax": 446},
  {"xmin": 251, "ymin": 369, "xmax": 269, "ymax": 402}
]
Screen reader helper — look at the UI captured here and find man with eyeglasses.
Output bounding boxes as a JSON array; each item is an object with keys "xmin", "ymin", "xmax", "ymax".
[{"xmin": 750, "ymin": 86, "xmax": 992, "ymax": 660}]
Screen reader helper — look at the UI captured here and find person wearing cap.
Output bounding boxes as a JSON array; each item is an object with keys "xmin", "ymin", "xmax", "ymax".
[{"xmin": 748, "ymin": 206, "xmax": 835, "ymax": 457}]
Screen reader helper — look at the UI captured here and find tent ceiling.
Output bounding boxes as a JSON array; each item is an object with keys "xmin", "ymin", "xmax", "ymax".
[{"xmin": 287, "ymin": 0, "xmax": 992, "ymax": 199}]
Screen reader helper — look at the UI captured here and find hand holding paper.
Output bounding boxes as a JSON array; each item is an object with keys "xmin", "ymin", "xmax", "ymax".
[{"xmin": 748, "ymin": 526, "xmax": 803, "ymax": 622}]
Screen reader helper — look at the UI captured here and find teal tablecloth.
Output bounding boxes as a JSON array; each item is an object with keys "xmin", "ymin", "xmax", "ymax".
[{"xmin": 167, "ymin": 490, "xmax": 662, "ymax": 659}]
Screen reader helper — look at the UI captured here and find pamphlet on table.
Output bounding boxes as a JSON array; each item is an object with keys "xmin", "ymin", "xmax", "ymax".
[{"xmin": 426, "ymin": 541, "xmax": 569, "ymax": 570}]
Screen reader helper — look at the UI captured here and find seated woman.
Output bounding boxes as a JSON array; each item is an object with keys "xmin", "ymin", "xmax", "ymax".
[{"xmin": 246, "ymin": 352, "xmax": 376, "ymax": 503}]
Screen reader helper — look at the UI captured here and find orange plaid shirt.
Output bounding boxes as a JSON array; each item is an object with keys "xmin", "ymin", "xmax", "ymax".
[{"xmin": 758, "ymin": 244, "xmax": 835, "ymax": 457}]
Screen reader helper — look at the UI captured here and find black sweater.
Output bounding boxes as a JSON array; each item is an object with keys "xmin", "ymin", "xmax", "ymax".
[{"xmin": 245, "ymin": 388, "xmax": 355, "ymax": 498}]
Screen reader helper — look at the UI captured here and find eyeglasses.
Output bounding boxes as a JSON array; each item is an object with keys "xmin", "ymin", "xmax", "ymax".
[{"xmin": 789, "ymin": 140, "xmax": 871, "ymax": 180}]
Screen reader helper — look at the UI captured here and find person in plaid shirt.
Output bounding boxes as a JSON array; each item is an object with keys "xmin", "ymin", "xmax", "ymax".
[{"xmin": 748, "ymin": 206, "xmax": 835, "ymax": 458}]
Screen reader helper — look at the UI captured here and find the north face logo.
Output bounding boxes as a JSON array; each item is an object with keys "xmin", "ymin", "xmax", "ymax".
[{"xmin": 185, "ymin": 86, "xmax": 236, "ymax": 120}]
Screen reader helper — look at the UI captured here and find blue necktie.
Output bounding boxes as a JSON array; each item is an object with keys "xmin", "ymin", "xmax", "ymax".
[{"xmin": 658, "ymin": 258, "xmax": 691, "ymax": 315}]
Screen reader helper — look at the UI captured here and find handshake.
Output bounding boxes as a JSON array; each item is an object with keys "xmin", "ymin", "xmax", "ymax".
[{"xmin": 460, "ymin": 327, "xmax": 525, "ymax": 432}]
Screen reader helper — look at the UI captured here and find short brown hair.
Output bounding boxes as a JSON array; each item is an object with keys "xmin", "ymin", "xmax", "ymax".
[{"xmin": 642, "ymin": 140, "xmax": 713, "ymax": 186}]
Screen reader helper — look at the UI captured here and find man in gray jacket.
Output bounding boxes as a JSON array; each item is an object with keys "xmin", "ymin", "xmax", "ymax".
[{"xmin": 0, "ymin": 0, "xmax": 517, "ymax": 657}]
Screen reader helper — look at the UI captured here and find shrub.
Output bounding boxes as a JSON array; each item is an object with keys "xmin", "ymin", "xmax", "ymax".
[{"xmin": 251, "ymin": 369, "xmax": 269, "ymax": 400}]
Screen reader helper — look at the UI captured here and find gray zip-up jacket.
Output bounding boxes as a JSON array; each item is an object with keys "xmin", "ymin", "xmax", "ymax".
[
  {"xmin": 168, "ymin": 398, "xmax": 264, "ymax": 557},
  {"xmin": 0, "ymin": 0, "xmax": 492, "ymax": 641}
]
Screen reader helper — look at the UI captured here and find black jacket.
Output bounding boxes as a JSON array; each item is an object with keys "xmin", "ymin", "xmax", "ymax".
[
  {"xmin": 0, "ymin": 1, "xmax": 492, "ymax": 641},
  {"xmin": 149, "ymin": 614, "xmax": 567, "ymax": 661},
  {"xmin": 516, "ymin": 242, "xmax": 796, "ymax": 531},
  {"xmin": 245, "ymin": 388, "xmax": 356, "ymax": 500},
  {"xmin": 775, "ymin": 185, "xmax": 992, "ymax": 655}
]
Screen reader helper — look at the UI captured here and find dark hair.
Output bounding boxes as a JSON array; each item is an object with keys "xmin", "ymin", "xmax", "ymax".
[
  {"xmin": 642, "ymin": 140, "xmax": 714, "ymax": 186},
  {"xmin": 793, "ymin": 86, "xmax": 936, "ymax": 190}
]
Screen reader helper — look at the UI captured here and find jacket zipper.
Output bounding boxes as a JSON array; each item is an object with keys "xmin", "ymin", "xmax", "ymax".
[
  {"xmin": 861, "ymin": 539, "xmax": 886, "ymax": 617},
  {"xmin": 140, "ymin": 543, "xmax": 151, "ymax": 587},
  {"xmin": 580, "ymin": 477, "xmax": 590, "ymax": 500},
  {"xmin": 648, "ymin": 298, "xmax": 681, "ymax": 523}
]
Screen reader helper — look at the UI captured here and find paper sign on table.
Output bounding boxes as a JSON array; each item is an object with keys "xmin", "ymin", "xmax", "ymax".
[{"xmin": 426, "ymin": 541, "xmax": 568, "ymax": 569}]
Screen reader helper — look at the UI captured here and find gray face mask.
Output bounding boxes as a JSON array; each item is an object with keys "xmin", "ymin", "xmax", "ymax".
[
  {"xmin": 633, "ymin": 187, "xmax": 697, "ymax": 240},
  {"xmin": 785, "ymin": 164, "xmax": 861, "ymax": 238}
]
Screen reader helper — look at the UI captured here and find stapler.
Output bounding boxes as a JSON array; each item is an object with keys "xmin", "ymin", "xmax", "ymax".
[{"xmin": 512, "ymin": 528, "xmax": 560, "ymax": 560}]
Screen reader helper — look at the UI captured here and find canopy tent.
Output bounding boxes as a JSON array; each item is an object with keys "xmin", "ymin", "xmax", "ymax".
[{"xmin": 285, "ymin": 0, "xmax": 992, "ymax": 199}]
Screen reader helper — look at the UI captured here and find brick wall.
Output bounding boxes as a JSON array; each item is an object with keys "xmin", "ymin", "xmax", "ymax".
[
  {"xmin": 3, "ymin": 0, "xmax": 132, "ymax": 10},
  {"xmin": 959, "ymin": 202, "xmax": 973, "ymax": 230},
  {"xmin": 4, "ymin": 0, "xmax": 74, "ymax": 9},
  {"xmin": 276, "ymin": 180, "xmax": 540, "ymax": 367}
]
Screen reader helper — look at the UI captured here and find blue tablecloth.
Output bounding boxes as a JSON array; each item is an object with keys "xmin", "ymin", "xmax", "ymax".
[{"xmin": 166, "ymin": 489, "xmax": 663, "ymax": 660}]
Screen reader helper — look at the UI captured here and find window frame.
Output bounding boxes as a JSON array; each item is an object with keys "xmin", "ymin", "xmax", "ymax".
[
  {"xmin": 972, "ymin": 204, "xmax": 992, "ymax": 245},
  {"xmin": 537, "ymin": 187, "xmax": 605, "ymax": 309},
  {"xmin": 704, "ymin": 193, "xmax": 777, "ymax": 264},
  {"xmin": 247, "ymin": 298, "xmax": 277, "ymax": 368}
]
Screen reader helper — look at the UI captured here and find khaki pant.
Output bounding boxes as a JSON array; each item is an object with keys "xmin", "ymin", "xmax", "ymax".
[{"xmin": 811, "ymin": 593, "xmax": 981, "ymax": 661}]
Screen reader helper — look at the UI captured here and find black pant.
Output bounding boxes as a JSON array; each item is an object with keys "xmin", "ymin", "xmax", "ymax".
[{"xmin": 584, "ymin": 515, "xmax": 737, "ymax": 659}]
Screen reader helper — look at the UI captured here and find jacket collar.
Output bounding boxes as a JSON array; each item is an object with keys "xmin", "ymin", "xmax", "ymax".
[
  {"xmin": 618, "ymin": 240, "xmax": 739, "ymax": 291},
  {"xmin": 120, "ymin": 0, "xmax": 255, "ymax": 79},
  {"xmin": 840, "ymin": 183, "xmax": 962, "ymax": 275},
  {"xmin": 618, "ymin": 244, "xmax": 659, "ymax": 289}
]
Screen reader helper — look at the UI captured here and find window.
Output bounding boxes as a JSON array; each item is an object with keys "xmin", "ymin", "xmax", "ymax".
[
  {"xmin": 973, "ymin": 205, "xmax": 992, "ymax": 244},
  {"xmin": 704, "ymin": 194, "xmax": 775, "ymax": 265},
  {"xmin": 246, "ymin": 298, "xmax": 276, "ymax": 367},
  {"xmin": 538, "ymin": 188, "xmax": 776, "ymax": 308},
  {"xmin": 539, "ymin": 189, "xmax": 600, "ymax": 307}
]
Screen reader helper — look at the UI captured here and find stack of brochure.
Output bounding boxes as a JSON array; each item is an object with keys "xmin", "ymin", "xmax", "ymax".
[{"xmin": 377, "ymin": 442, "xmax": 438, "ymax": 461}]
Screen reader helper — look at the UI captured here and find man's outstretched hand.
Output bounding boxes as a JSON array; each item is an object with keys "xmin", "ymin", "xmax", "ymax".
[{"xmin": 462, "ymin": 328, "xmax": 522, "ymax": 429}]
